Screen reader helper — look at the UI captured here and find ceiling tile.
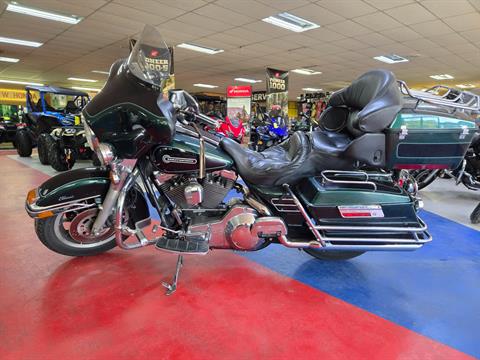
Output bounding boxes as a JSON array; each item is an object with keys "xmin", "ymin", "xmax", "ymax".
[
  {"xmin": 419, "ymin": 0, "xmax": 476, "ymax": 18},
  {"xmin": 363, "ymin": 0, "xmax": 415, "ymax": 10},
  {"xmin": 194, "ymin": 4, "xmax": 255, "ymax": 26},
  {"xmin": 460, "ymin": 28, "xmax": 480, "ymax": 43},
  {"xmin": 358, "ymin": 32, "xmax": 397, "ymax": 46},
  {"xmin": 443, "ymin": 12, "xmax": 480, "ymax": 32},
  {"xmin": 385, "ymin": 3, "xmax": 436, "ymax": 25},
  {"xmin": 326, "ymin": 20, "xmax": 372, "ymax": 37},
  {"xmin": 289, "ymin": 3, "xmax": 346, "ymax": 25},
  {"xmin": 214, "ymin": 0, "xmax": 279, "ymax": 19},
  {"xmin": 411, "ymin": 20, "xmax": 455, "ymax": 37},
  {"xmin": 315, "ymin": 0, "xmax": 377, "ymax": 18},
  {"xmin": 353, "ymin": 11, "xmax": 403, "ymax": 31},
  {"xmin": 382, "ymin": 26, "xmax": 422, "ymax": 42},
  {"xmin": 257, "ymin": 0, "xmax": 311, "ymax": 11}
]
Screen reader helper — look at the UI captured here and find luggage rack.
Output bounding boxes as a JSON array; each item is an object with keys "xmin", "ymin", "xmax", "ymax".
[
  {"xmin": 398, "ymin": 80, "xmax": 480, "ymax": 112},
  {"xmin": 320, "ymin": 170, "xmax": 393, "ymax": 192}
]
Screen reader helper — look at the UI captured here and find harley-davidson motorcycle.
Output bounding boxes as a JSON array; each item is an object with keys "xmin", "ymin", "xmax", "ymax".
[{"xmin": 25, "ymin": 26, "xmax": 477, "ymax": 294}]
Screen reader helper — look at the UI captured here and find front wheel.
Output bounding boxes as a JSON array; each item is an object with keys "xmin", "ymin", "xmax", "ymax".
[
  {"xmin": 304, "ymin": 248, "xmax": 364, "ymax": 260},
  {"xmin": 37, "ymin": 133, "xmax": 53, "ymax": 165},
  {"xmin": 34, "ymin": 209, "xmax": 117, "ymax": 256}
]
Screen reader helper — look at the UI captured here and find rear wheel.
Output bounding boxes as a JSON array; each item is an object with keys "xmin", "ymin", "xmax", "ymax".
[
  {"xmin": 37, "ymin": 133, "xmax": 53, "ymax": 165},
  {"xmin": 35, "ymin": 209, "xmax": 117, "ymax": 256},
  {"xmin": 48, "ymin": 140, "xmax": 76, "ymax": 171},
  {"xmin": 15, "ymin": 130, "xmax": 32, "ymax": 157},
  {"xmin": 304, "ymin": 248, "xmax": 365, "ymax": 260}
]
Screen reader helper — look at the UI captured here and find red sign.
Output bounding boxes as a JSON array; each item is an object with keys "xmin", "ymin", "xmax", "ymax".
[{"xmin": 227, "ymin": 85, "xmax": 252, "ymax": 98}]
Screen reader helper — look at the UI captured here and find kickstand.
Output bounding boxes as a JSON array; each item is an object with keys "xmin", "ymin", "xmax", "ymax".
[{"xmin": 162, "ymin": 255, "xmax": 183, "ymax": 296}]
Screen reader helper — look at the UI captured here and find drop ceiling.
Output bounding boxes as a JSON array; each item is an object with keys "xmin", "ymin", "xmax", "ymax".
[{"xmin": 0, "ymin": 0, "xmax": 479, "ymax": 98}]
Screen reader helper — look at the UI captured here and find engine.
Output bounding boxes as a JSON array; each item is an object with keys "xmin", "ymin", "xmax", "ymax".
[{"xmin": 157, "ymin": 170, "xmax": 237, "ymax": 209}]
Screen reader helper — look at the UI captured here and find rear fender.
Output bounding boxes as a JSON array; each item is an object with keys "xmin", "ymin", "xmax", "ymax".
[{"xmin": 26, "ymin": 167, "xmax": 150, "ymax": 227}]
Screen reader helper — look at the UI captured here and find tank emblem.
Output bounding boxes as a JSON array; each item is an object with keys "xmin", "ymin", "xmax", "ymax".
[{"xmin": 162, "ymin": 155, "xmax": 197, "ymax": 165}]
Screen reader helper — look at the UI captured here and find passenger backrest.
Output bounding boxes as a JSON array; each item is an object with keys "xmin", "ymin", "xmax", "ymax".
[{"xmin": 324, "ymin": 69, "xmax": 403, "ymax": 136}]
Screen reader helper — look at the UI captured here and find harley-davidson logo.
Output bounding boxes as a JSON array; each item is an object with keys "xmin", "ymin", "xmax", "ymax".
[{"xmin": 162, "ymin": 155, "xmax": 197, "ymax": 165}]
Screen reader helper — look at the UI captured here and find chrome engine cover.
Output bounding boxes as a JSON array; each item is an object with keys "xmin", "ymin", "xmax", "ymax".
[{"xmin": 188, "ymin": 205, "xmax": 287, "ymax": 250}]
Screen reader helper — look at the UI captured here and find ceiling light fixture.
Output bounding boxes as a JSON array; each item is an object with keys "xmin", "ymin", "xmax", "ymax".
[
  {"xmin": 302, "ymin": 87, "xmax": 323, "ymax": 92},
  {"xmin": 177, "ymin": 43, "xmax": 224, "ymax": 55},
  {"xmin": 72, "ymin": 86, "xmax": 101, "ymax": 92},
  {"xmin": 292, "ymin": 68, "xmax": 322, "ymax": 75},
  {"xmin": 0, "ymin": 79, "xmax": 44, "ymax": 86},
  {"xmin": 234, "ymin": 77, "xmax": 262, "ymax": 83},
  {"xmin": 0, "ymin": 36, "xmax": 42, "ymax": 47},
  {"xmin": 193, "ymin": 83, "xmax": 218, "ymax": 89},
  {"xmin": 6, "ymin": 2, "xmax": 83, "ymax": 24},
  {"xmin": 0, "ymin": 56, "xmax": 19, "ymax": 63},
  {"xmin": 91, "ymin": 70, "xmax": 109, "ymax": 75},
  {"xmin": 373, "ymin": 54, "xmax": 409, "ymax": 64},
  {"xmin": 430, "ymin": 74, "xmax": 454, "ymax": 80},
  {"xmin": 262, "ymin": 12, "xmax": 320, "ymax": 33},
  {"xmin": 68, "ymin": 77, "xmax": 98, "ymax": 83},
  {"xmin": 456, "ymin": 84, "xmax": 475, "ymax": 89}
]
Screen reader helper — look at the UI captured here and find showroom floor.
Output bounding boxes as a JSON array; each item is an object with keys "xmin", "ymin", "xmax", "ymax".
[{"xmin": 0, "ymin": 150, "xmax": 478, "ymax": 359}]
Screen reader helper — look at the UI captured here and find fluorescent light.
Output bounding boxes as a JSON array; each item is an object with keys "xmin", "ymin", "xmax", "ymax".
[
  {"xmin": 68, "ymin": 77, "xmax": 98, "ymax": 83},
  {"xmin": 302, "ymin": 87, "xmax": 323, "ymax": 92},
  {"xmin": 0, "ymin": 56, "xmax": 19, "ymax": 63},
  {"xmin": 430, "ymin": 74, "xmax": 454, "ymax": 80},
  {"xmin": 292, "ymin": 68, "xmax": 322, "ymax": 75},
  {"xmin": 193, "ymin": 83, "xmax": 218, "ymax": 88},
  {"xmin": 456, "ymin": 84, "xmax": 475, "ymax": 89},
  {"xmin": 91, "ymin": 70, "xmax": 109, "ymax": 75},
  {"xmin": 0, "ymin": 36, "xmax": 42, "ymax": 47},
  {"xmin": 0, "ymin": 79, "xmax": 44, "ymax": 86},
  {"xmin": 177, "ymin": 43, "xmax": 224, "ymax": 55},
  {"xmin": 234, "ymin": 77, "xmax": 262, "ymax": 83},
  {"xmin": 262, "ymin": 12, "xmax": 320, "ymax": 33},
  {"xmin": 6, "ymin": 2, "xmax": 82, "ymax": 24},
  {"xmin": 373, "ymin": 54, "xmax": 409, "ymax": 64},
  {"xmin": 72, "ymin": 86, "xmax": 101, "ymax": 92}
]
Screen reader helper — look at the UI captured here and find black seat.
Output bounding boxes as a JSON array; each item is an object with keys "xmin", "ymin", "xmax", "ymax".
[
  {"xmin": 221, "ymin": 70, "xmax": 403, "ymax": 186},
  {"xmin": 220, "ymin": 131, "xmax": 310, "ymax": 186}
]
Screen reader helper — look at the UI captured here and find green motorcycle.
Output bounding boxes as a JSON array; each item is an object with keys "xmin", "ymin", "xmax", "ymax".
[{"xmin": 25, "ymin": 26, "xmax": 477, "ymax": 294}]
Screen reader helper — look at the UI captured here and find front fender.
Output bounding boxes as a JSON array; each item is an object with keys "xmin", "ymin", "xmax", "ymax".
[{"xmin": 26, "ymin": 167, "xmax": 150, "ymax": 225}]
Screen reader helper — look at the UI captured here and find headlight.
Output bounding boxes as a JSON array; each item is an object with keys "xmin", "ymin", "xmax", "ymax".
[
  {"xmin": 82, "ymin": 114, "xmax": 116, "ymax": 166},
  {"xmin": 81, "ymin": 114, "xmax": 98, "ymax": 150},
  {"xmin": 96, "ymin": 143, "xmax": 116, "ymax": 166}
]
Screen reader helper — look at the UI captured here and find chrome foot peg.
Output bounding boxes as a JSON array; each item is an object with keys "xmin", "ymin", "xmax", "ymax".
[{"xmin": 162, "ymin": 255, "xmax": 183, "ymax": 296}]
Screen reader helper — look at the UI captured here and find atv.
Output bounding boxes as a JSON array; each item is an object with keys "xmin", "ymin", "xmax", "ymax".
[{"xmin": 14, "ymin": 86, "xmax": 94, "ymax": 170}]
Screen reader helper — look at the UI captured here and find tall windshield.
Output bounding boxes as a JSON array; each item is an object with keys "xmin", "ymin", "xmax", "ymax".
[{"xmin": 127, "ymin": 25, "xmax": 171, "ymax": 88}]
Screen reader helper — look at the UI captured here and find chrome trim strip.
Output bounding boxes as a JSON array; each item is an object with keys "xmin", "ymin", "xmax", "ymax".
[{"xmin": 314, "ymin": 217, "xmax": 428, "ymax": 232}]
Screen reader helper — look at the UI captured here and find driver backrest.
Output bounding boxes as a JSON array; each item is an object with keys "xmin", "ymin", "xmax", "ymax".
[
  {"xmin": 324, "ymin": 69, "xmax": 403, "ymax": 137},
  {"xmin": 65, "ymin": 100, "xmax": 78, "ymax": 113}
]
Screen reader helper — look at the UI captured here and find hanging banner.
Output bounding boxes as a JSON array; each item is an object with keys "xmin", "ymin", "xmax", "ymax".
[
  {"xmin": 226, "ymin": 85, "xmax": 251, "ymax": 134},
  {"xmin": 266, "ymin": 68, "xmax": 289, "ymax": 118}
]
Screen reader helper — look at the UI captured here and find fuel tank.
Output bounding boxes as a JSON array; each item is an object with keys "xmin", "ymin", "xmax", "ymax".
[{"xmin": 153, "ymin": 133, "xmax": 233, "ymax": 173}]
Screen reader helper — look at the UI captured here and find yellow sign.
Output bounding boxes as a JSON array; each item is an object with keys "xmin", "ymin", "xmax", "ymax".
[{"xmin": 0, "ymin": 88, "xmax": 26, "ymax": 104}]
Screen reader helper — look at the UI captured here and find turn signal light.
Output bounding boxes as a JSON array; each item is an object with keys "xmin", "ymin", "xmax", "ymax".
[
  {"xmin": 37, "ymin": 211, "xmax": 54, "ymax": 219},
  {"xmin": 26, "ymin": 188, "xmax": 38, "ymax": 204}
]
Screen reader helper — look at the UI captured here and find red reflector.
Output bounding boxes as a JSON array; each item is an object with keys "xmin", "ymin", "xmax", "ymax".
[
  {"xmin": 394, "ymin": 164, "xmax": 450, "ymax": 170},
  {"xmin": 338, "ymin": 205, "xmax": 384, "ymax": 218}
]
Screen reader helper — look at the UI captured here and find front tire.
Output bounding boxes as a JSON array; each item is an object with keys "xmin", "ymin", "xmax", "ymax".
[
  {"xmin": 304, "ymin": 248, "xmax": 364, "ymax": 260},
  {"xmin": 35, "ymin": 210, "xmax": 117, "ymax": 256},
  {"xmin": 37, "ymin": 133, "xmax": 53, "ymax": 165},
  {"xmin": 48, "ymin": 140, "xmax": 76, "ymax": 171},
  {"xmin": 15, "ymin": 130, "xmax": 32, "ymax": 157}
]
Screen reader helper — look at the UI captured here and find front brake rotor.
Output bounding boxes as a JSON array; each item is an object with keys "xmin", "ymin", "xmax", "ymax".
[{"xmin": 69, "ymin": 208, "xmax": 115, "ymax": 243}]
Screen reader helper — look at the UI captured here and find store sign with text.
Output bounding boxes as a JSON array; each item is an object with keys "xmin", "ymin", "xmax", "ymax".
[
  {"xmin": 266, "ymin": 68, "xmax": 289, "ymax": 93},
  {"xmin": 226, "ymin": 85, "xmax": 252, "ymax": 98},
  {"xmin": 252, "ymin": 91, "xmax": 266, "ymax": 102},
  {"xmin": 0, "ymin": 89, "xmax": 27, "ymax": 104}
]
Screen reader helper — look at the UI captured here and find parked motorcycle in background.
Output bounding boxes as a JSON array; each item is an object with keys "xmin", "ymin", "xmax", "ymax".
[
  {"xmin": 206, "ymin": 112, "xmax": 245, "ymax": 143},
  {"xmin": 249, "ymin": 107, "xmax": 289, "ymax": 151}
]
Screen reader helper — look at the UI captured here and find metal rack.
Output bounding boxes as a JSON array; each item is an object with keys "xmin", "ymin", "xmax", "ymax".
[
  {"xmin": 398, "ymin": 80, "xmax": 480, "ymax": 112},
  {"xmin": 320, "ymin": 170, "xmax": 393, "ymax": 192}
]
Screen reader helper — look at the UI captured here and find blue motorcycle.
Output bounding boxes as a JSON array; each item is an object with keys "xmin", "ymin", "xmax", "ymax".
[{"xmin": 250, "ymin": 109, "xmax": 289, "ymax": 151}]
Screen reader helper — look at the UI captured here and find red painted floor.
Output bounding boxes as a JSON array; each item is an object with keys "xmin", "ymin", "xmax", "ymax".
[{"xmin": 0, "ymin": 154, "xmax": 473, "ymax": 359}]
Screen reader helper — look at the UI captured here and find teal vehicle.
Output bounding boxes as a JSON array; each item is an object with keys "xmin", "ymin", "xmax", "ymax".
[{"xmin": 24, "ymin": 26, "xmax": 479, "ymax": 294}]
